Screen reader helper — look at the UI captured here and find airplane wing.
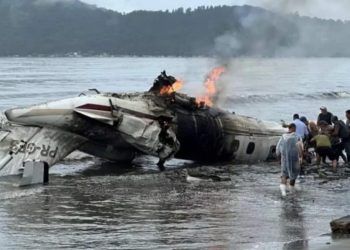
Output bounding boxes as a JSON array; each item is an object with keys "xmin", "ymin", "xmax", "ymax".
[{"xmin": 0, "ymin": 124, "xmax": 87, "ymax": 177}]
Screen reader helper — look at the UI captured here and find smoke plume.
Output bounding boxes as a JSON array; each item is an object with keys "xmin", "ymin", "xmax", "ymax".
[{"xmin": 211, "ymin": 1, "xmax": 350, "ymax": 107}]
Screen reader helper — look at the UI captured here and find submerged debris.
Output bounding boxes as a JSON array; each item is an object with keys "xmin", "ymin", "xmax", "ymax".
[
  {"xmin": 303, "ymin": 164, "xmax": 350, "ymax": 181},
  {"xmin": 145, "ymin": 166, "xmax": 232, "ymax": 183},
  {"xmin": 187, "ymin": 166, "xmax": 232, "ymax": 182}
]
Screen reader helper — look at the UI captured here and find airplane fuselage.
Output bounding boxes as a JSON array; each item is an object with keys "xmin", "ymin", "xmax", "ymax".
[{"xmin": 4, "ymin": 91, "xmax": 285, "ymax": 166}]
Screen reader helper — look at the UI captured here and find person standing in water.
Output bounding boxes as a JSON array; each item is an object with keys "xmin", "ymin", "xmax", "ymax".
[
  {"xmin": 317, "ymin": 106, "xmax": 333, "ymax": 125},
  {"xmin": 311, "ymin": 130, "xmax": 338, "ymax": 171},
  {"xmin": 343, "ymin": 109, "xmax": 350, "ymax": 164},
  {"xmin": 292, "ymin": 114, "xmax": 309, "ymax": 140},
  {"xmin": 331, "ymin": 115, "xmax": 349, "ymax": 164},
  {"xmin": 276, "ymin": 123, "xmax": 304, "ymax": 196}
]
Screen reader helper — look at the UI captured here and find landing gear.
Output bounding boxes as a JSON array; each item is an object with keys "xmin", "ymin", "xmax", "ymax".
[{"xmin": 157, "ymin": 159, "xmax": 166, "ymax": 171}]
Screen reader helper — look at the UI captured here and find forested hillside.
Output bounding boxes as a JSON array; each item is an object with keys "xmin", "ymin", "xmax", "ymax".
[{"xmin": 0, "ymin": 0, "xmax": 349, "ymax": 57}]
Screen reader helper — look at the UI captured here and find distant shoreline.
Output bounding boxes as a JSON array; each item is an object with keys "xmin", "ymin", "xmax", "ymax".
[
  {"xmin": 0, "ymin": 54, "xmax": 212, "ymax": 59},
  {"xmin": 1, "ymin": 3, "xmax": 350, "ymax": 58},
  {"xmin": 2, "ymin": 55, "xmax": 350, "ymax": 59}
]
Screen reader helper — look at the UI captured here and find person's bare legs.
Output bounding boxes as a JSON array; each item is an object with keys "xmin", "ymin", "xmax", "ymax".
[
  {"xmin": 281, "ymin": 176, "xmax": 287, "ymax": 185},
  {"xmin": 280, "ymin": 176, "xmax": 288, "ymax": 196},
  {"xmin": 289, "ymin": 179, "xmax": 297, "ymax": 193},
  {"xmin": 332, "ymin": 160, "xmax": 337, "ymax": 172},
  {"xmin": 289, "ymin": 179, "xmax": 296, "ymax": 187},
  {"xmin": 316, "ymin": 154, "xmax": 321, "ymax": 166}
]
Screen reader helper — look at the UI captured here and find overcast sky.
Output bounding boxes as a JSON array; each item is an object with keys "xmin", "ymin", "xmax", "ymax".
[{"xmin": 81, "ymin": 0, "xmax": 350, "ymax": 20}]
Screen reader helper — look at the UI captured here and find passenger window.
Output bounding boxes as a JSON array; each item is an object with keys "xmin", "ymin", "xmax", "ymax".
[
  {"xmin": 231, "ymin": 139, "xmax": 240, "ymax": 153},
  {"xmin": 246, "ymin": 142, "xmax": 255, "ymax": 155},
  {"xmin": 266, "ymin": 145, "xmax": 276, "ymax": 161}
]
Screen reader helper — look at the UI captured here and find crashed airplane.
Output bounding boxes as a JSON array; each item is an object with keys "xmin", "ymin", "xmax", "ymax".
[{"xmin": 0, "ymin": 71, "xmax": 284, "ymax": 184}]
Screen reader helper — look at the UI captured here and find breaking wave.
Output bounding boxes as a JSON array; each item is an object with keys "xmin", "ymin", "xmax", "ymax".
[{"xmin": 224, "ymin": 91, "xmax": 350, "ymax": 104}]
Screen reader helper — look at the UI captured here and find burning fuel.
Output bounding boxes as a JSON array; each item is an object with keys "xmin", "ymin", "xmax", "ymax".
[
  {"xmin": 196, "ymin": 67, "xmax": 226, "ymax": 107},
  {"xmin": 159, "ymin": 79, "xmax": 184, "ymax": 95},
  {"xmin": 156, "ymin": 67, "xmax": 226, "ymax": 107}
]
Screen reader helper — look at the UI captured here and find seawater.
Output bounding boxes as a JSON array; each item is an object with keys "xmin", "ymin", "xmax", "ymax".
[{"xmin": 0, "ymin": 57, "xmax": 349, "ymax": 249}]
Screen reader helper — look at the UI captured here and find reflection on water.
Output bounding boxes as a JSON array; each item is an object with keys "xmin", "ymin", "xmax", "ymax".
[{"xmin": 280, "ymin": 196, "xmax": 307, "ymax": 250}]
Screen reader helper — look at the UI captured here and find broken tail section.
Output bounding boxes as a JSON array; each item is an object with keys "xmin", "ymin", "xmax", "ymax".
[{"xmin": 0, "ymin": 119, "xmax": 86, "ymax": 179}]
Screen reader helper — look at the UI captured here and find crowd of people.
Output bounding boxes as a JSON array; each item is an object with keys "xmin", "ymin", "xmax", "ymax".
[{"xmin": 276, "ymin": 106, "xmax": 350, "ymax": 196}]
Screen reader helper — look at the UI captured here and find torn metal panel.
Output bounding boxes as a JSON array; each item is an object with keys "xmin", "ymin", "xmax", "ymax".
[
  {"xmin": 73, "ymin": 95, "xmax": 179, "ymax": 161},
  {"xmin": 117, "ymin": 114, "xmax": 179, "ymax": 161}
]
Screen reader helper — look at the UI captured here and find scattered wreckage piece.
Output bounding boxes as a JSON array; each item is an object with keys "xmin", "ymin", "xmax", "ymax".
[{"xmin": 304, "ymin": 164, "xmax": 350, "ymax": 181}]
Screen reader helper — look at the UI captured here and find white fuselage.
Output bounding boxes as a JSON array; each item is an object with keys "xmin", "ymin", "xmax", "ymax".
[{"xmin": 4, "ymin": 92, "xmax": 285, "ymax": 165}]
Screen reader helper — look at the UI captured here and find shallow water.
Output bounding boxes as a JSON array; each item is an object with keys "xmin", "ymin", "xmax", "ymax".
[
  {"xmin": 0, "ymin": 57, "xmax": 350, "ymax": 249},
  {"xmin": 1, "ymin": 159, "xmax": 350, "ymax": 249}
]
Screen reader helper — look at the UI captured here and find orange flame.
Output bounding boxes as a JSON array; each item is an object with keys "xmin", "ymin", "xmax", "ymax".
[
  {"xmin": 196, "ymin": 67, "xmax": 225, "ymax": 107},
  {"xmin": 159, "ymin": 80, "xmax": 184, "ymax": 95}
]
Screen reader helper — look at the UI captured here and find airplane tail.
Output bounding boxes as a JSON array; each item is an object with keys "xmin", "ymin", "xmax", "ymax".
[{"xmin": 0, "ymin": 118, "xmax": 86, "ymax": 178}]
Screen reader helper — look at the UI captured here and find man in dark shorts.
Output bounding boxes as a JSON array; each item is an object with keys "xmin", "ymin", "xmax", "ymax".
[
  {"xmin": 311, "ymin": 131, "xmax": 337, "ymax": 171},
  {"xmin": 331, "ymin": 115, "xmax": 349, "ymax": 163},
  {"xmin": 343, "ymin": 110, "xmax": 350, "ymax": 164}
]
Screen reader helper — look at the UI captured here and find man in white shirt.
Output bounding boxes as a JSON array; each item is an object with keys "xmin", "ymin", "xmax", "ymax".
[{"xmin": 292, "ymin": 114, "xmax": 309, "ymax": 140}]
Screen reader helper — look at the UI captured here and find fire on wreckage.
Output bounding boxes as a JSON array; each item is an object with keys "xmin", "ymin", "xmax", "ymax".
[{"xmin": 0, "ymin": 70, "xmax": 284, "ymax": 178}]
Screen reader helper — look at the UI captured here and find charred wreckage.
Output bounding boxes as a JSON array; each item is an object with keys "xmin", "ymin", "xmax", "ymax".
[{"xmin": 0, "ymin": 71, "xmax": 284, "ymax": 184}]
